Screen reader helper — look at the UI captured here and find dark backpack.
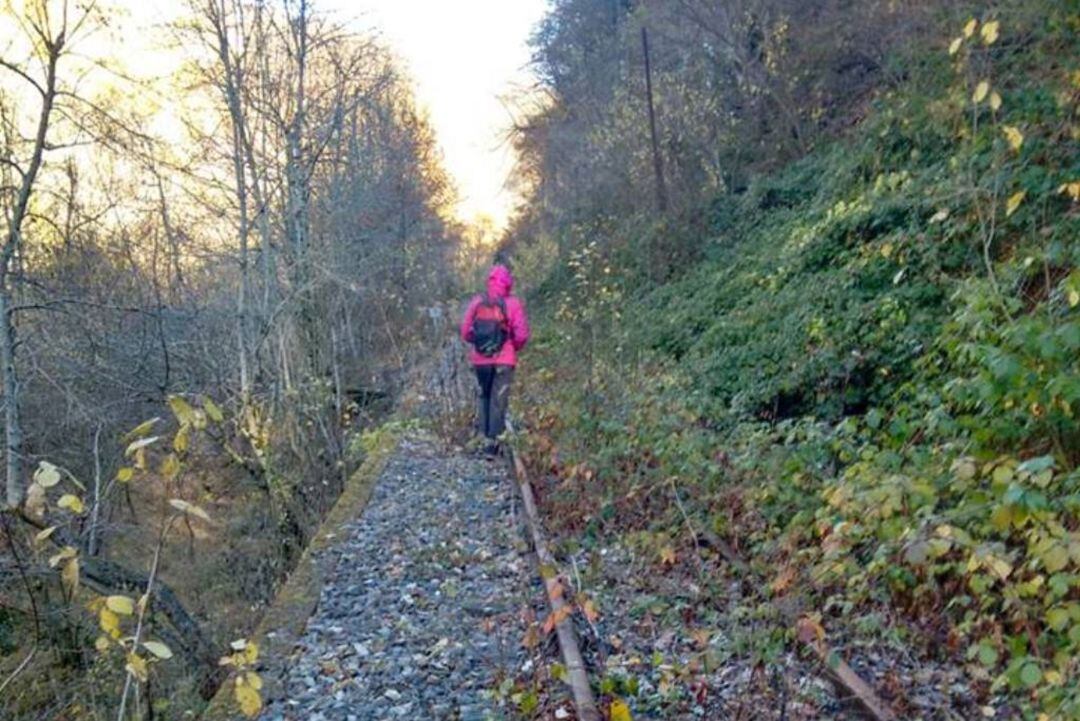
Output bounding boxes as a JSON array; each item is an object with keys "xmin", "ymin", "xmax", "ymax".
[{"xmin": 470, "ymin": 294, "xmax": 509, "ymax": 357}]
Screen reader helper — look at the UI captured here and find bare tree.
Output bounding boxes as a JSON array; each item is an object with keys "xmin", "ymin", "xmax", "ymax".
[{"xmin": 0, "ymin": 0, "xmax": 78, "ymax": 506}]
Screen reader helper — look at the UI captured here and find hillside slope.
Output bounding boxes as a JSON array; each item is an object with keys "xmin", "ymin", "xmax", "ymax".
[{"xmin": 514, "ymin": 6, "xmax": 1080, "ymax": 718}]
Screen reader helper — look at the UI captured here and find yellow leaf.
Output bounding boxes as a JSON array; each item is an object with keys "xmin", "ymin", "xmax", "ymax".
[
  {"xmin": 33, "ymin": 461, "xmax": 61, "ymax": 488},
  {"xmin": 95, "ymin": 635, "xmax": 111, "ymax": 653},
  {"xmin": 49, "ymin": 546, "xmax": 77, "ymax": 568},
  {"xmin": 948, "ymin": 37, "xmax": 963, "ymax": 56},
  {"xmin": 1006, "ymin": 191, "xmax": 1026, "ymax": 217},
  {"xmin": 973, "ymin": 80, "xmax": 990, "ymax": 104},
  {"xmin": 35, "ymin": 526, "xmax": 56, "ymax": 544},
  {"xmin": 57, "ymin": 494, "xmax": 85, "ymax": 514},
  {"xmin": 106, "ymin": 595, "xmax": 135, "ymax": 616},
  {"xmin": 159, "ymin": 453, "xmax": 181, "ymax": 480},
  {"xmin": 123, "ymin": 417, "xmax": 160, "ymax": 442},
  {"xmin": 168, "ymin": 395, "xmax": 196, "ymax": 427},
  {"xmin": 173, "ymin": 425, "xmax": 190, "ymax": 454},
  {"xmin": 126, "ymin": 435, "xmax": 160, "ymax": 457},
  {"xmin": 981, "ymin": 20, "xmax": 1000, "ymax": 45},
  {"xmin": 1069, "ymin": 290, "xmax": 1080, "ymax": 308},
  {"xmin": 580, "ymin": 596, "xmax": 600, "ymax": 624},
  {"xmin": 169, "ymin": 498, "xmax": 211, "ymax": 523},
  {"xmin": 610, "ymin": 699, "xmax": 633, "ymax": 721},
  {"xmin": 1057, "ymin": 181, "xmax": 1080, "ymax": 202},
  {"xmin": 62, "ymin": 557, "xmax": 79, "ymax": 595},
  {"xmin": 989, "ymin": 92, "xmax": 1002, "ymax": 112},
  {"xmin": 143, "ymin": 640, "xmax": 173, "ymax": 659},
  {"xmin": 243, "ymin": 641, "xmax": 258, "ymax": 665},
  {"xmin": 235, "ymin": 683, "xmax": 262, "ymax": 718},
  {"xmin": 963, "ymin": 18, "xmax": 977, "ymax": 38},
  {"xmin": 100, "ymin": 608, "xmax": 122, "ymax": 639},
  {"xmin": 988, "ymin": 555, "xmax": 1013, "ymax": 580},
  {"xmin": 1002, "ymin": 125, "xmax": 1024, "ymax": 151},
  {"xmin": 243, "ymin": 671, "xmax": 263, "ymax": 691},
  {"xmin": 116, "ymin": 467, "xmax": 135, "ymax": 483},
  {"xmin": 126, "ymin": 652, "xmax": 149, "ymax": 682}
]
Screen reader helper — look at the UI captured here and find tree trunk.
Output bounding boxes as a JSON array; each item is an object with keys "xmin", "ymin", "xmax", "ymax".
[
  {"xmin": 641, "ymin": 26, "xmax": 668, "ymax": 215},
  {"xmin": 1, "ymin": 292, "xmax": 22, "ymax": 507},
  {"xmin": 1, "ymin": 36, "xmax": 60, "ymax": 507}
]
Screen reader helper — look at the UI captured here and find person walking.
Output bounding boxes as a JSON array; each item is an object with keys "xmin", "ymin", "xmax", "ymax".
[{"xmin": 460, "ymin": 263, "xmax": 530, "ymax": 457}]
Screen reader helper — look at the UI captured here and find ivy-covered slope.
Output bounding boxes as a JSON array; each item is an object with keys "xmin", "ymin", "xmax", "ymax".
[{"xmin": 517, "ymin": 7, "xmax": 1080, "ymax": 717}]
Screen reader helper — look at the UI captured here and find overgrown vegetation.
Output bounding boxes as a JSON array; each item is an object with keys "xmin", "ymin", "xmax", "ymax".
[
  {"xmin": 512, "ymin": 1, "xmax": 1080, "ymax": 716},
  {"xmin": 0, "ymin": 1, "xmax": 457, "ymax": 718}
]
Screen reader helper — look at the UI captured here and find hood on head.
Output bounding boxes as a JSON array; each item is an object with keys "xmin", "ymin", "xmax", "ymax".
[{"xmin": 486, "ymin": 264, "xmax": 514, "ymax": 298}]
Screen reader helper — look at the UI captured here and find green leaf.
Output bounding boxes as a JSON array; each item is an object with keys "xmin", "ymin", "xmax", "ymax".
[
  {"xmin": 1046, "ymin": 607, "xmax": 1070, "ymax": 632},
  {"xmin": 1019, "ymin": 662, "xmax": 1042, "ymax": 688},
  {"xmin": 1017, "ymin": 455, "xmax": 1054, "ymax": 475},
  {"xmin": 977, "ymin": 643, "xmax": 999, "ymax": 667},
  {"xmin": 1041, "ymin": 544, "xmax": 1070, "ymax": 573},
  {"xmin": 203, "ymin": 397, "xmax": 225, "ymax": 423}
]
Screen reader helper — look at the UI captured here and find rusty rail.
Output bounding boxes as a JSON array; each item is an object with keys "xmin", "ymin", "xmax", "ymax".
[{"xmin": 506, "ymin": 419, "xmax": 601, "ymax": 721}]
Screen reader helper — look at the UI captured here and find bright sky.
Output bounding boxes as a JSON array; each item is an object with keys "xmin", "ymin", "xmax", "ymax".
[
  {"xmin": 83, "ymin": 0, "xmax": 548, "ymax": 231},
  {"xmin": 325, "ymin": 0, "xmax": 549, "ymax": 230}
]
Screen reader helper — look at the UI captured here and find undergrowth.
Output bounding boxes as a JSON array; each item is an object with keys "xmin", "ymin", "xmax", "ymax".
[{"xmin": 517, "ymin": 6, "xmax": 1080, "ymax": 717}]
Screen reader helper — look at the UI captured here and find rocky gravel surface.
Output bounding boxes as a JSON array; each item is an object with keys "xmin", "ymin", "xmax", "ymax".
[{"xmin": 261, "ymin": 435, "xmax": 546, "ymax": 720}]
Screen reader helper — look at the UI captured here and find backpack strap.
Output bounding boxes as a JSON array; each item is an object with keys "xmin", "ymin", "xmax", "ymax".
[{"xmin": 484, "ymin": 293, "xmax": 509, "ymax": 326}]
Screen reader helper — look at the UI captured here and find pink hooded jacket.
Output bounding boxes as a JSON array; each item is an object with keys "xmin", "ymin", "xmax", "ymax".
[{"xmin": 460, "ymin": 265, "xmax": 530, "ymax": 367}]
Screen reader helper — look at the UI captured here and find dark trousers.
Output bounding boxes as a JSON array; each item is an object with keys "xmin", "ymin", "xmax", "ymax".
[{"xmin": 475, "ymin": 365, "xmax": 514, "ymax": 440}]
